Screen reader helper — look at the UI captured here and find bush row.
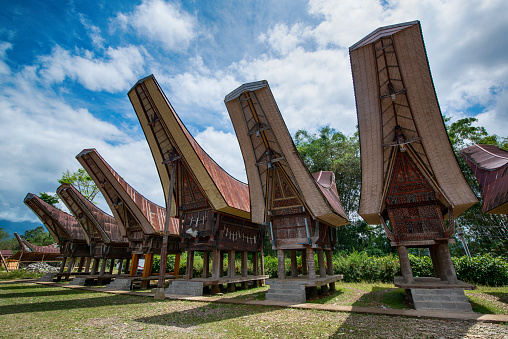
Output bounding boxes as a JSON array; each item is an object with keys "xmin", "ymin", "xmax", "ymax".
[{"xmin": 150, "ymin": 252, "xmax": 508, "ymax": 286}]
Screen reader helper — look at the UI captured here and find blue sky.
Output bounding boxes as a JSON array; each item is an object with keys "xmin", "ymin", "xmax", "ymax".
[{"xmin": 1, "ymin": 0, "xmax": 508, "ymax": 235}]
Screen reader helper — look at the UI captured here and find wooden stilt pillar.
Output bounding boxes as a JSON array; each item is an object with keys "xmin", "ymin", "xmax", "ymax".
[
  {"xmin": 253, "ymin": 251, "xmax": 259, "ymax": 276},
  {"xmin": 117, "ymin": 259, "xmax": 123, "ymax": 275},
  {"xmin": 301, "ymin": 250, "xmax": 308, "ymax": 276},
  {"xmin": 307, "ymin": 247, "xmax": 316, "ymax": 279},
  {"xmin": 185, "ymin": 251, "xmax": 194, "ymax": 279},
  {"xmin": 325, "ymin": 249, "xmax": 335, "ymax": 292},
  {"xmin": 99, "ymin": 259, "xmax": 107, "ymax": 277},
  {"xmin": 228, "ymin": 250, "xmax": 236, "ymax": 278},
  {"xmin": 109, "ymin": 259, "xmax": 115, "ymax": 275},
  {"xmin": 142, "ymin": 253, "xmax": 154, "ymax": 289},
  {"xmin": 59, "ymin": 257, "xmax": 67, "ymax": 274},
  {"xmin": 123, "ymin": 258, "xmax": 130, "ymax": 274},
  {"xmin": 203, "ymin": 251, "xmax": 210, "ymax": 278},
  {"xmin": 219, "ymin": 251, "xmax": 224, "ymax": 277},
  {"xmin": 277, "ymin": 249, "xmax": 285, "ymax": 279},
  {"xmin": 211, "ymin": 249, "xmax": 221, "ymax": 294},
  {"xmin": 430, "ymin": 245, "xmax": 446, "ymax": 281},
  {"xmin": 129, "ymin": 254, "xmax": 139, "ymax": 276},
  {"xmin": 290, "ymin": 250, "xmax": 298, "ymax": 278},
  {"xmin": 241, "ymin": 251, "xmax": 248, "ymax": 277},
  {"xmin": 260, "ymin": 251, "xmax": 265, "ymax": 276},
  {"xmin": 437, "ymin": 244, "xmax": 458, "ymax": 284},
  {"xmin": 173, "ymin": 253, "xmax": 180, "ymax": 276},
  {"xmin": 77, "ymin": 257, "xmax": 85, "ymax": 273},
  {"xmin": 91, "ymin": 258, "xmax": 100, "ymax": 275},
  {"xmin": 397, "ymin": 246, "xmax": 414, "ymax": 284},
  {"xmin": 317, "ymin": 249, "xmax": 326, "ymax": 278},
  {"xmin": 84, "ymin": 257, "xmax": 91, "ymax": 273}
]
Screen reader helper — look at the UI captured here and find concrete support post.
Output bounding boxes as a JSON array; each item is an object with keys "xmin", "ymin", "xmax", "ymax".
[
  {"xmin": 91, "ymin": 258, "xmax": 100, "ymax": 275},
  {"xmin": 306, "ymin": 247, "xmax": 316, "ymax": 279},
  {"xmin": 397, "ymin": 246, "xmax": 414, "ymax": 284},
  {"xmin": 202, "ymin": 251, "xmax": 210, "ymax": 278},
  {"xmin": 241, "ymin": 251, "xmax": 248, "ymax": 277},
  {"xmin": 317, "ymin": 249, "xmax": 326, "ymax": 278},
  {"xmin": 290, "ymin": 250, "xmax": 298, "ymax": 278},
  {"xmin": 438, "ymin": 244, "xmax": 458, "ymax": 284},
  {"xmin": 277, "ymin": 249, "xmax": 286, "ymax": 279},
  {"xmin": 430, "ymin": 245, "xmax": 446, "ymax": 280},
  {"xmin": 301, "ymin": 251, "xmax": 308, "ymax": 276}
]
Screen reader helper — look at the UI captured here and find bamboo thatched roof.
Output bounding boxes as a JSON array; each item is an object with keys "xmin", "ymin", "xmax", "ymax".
[
  {"xmin": 128, "ymin": 75, "xmax": 250, "ymax": 219},
  {"xmin": 57, "ymin": 184, "xmax": 128, "ymax": 245},
  {"xmin": 224, "ymin": 81, "xmax": 349, "ymax": 227},
  {"xmin": 350, "ymin": 21, "xmax": 477, "ymax": 224},
  {"xmin": 24, "ymin": 193, "xmax": 87, "ymax": 243},
  {"xmin": 77, "ymin": 148, "xmax": 179, "ymax": 236},
  {"xmin": 461, "ymin": 144, "xmax": 508, "ymax": 214}
]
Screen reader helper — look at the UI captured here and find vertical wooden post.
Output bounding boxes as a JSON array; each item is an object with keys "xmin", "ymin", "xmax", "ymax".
[
  {"xmin": 202, "ymin": 251, "xmax": 210, "ymax": 278},
  {"xmin": 142, "ymin": 253, "xmax": 154, "ymax": 289},
  {"xmin": 301, "ymin": 250, "xmax": 308, "ymax": 275},
  {"xmin": 277, "ymin": 249, "xmax": 285, "ymax": 279},
  {"xmin": 84, "ymin": 257, "xmax": 91, "ymax": 273},
  {"xmin": 397, "ymin": 246, "xmax": 414, "ymax": 284},
  {"xmin": 211, "ymin": 249, "xmax": 221, "ymax": 294},
  {"xmin": 59, "ymin": 257, "xmax": 67, "ymax": 274},
  {"xmin": 66, "ymin": 257, "xmax": 75, "ymax": 274},
  {"xmin": 91, "ymin": 258, "xmax": 100, "ymax": 275},
  {"xmin": 317, "ymin": 249, "xmax": 326, "ymax": 278},
  {"xmin": 173, "ymin": 253, "xmax": 181, "ymax": 276},
  {"xmin": 99, "ymin": 259, "xmax": 107, "ymax": 277},
  {"xmin": 129, "ymin": 254, "xmax": 139, "ymax": 276},
  {"xmin": 290, "ymin": 250, "xmax": 298, "ymax": 277},
  {"xmin": 306, "ymin": 247, "xmax": 316, "ymax": 279},
  {"xmin": 228, "ymin": 250, "xmax": 236, "ymax": 278},
  {"xmin": 437, "ymin": 244, "xmax": 458, "ymax": 284},
  {"xmin": 260, "ymin": 251, "xmax": 265, "ymax": 275},
  {"xmin": 325, "ymin": 249, "xmax": 335, "ymax": 292},
  {"xmin": 77, "ymin": 257, "xmax": 85, "ymax": 273},
  {"xmin": 185, "ymin": 250, "xmax": 194, "ymax": 279},
  {"xmin": 253, "ymin": 251, "xmax": 259, "ymax": 276},
  {"xmin": 241, "ymin": 251, "xmax": 248, "ymax": 277},
  {"xmin": 109, "ymin": 259, "xmax": 115, "ymax": 274},
  {"xmin": 123, "ymin": 258, "xmax": 130, "ymax": 274},
  {"xmin": 117, "ymin": 259, "xmax": 123, "ymax": 275}
]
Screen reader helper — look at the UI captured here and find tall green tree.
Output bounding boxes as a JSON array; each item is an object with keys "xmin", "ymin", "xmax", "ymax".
[
  {"xmin": 22, "ymin": 226, "xmax": 54, "ymax": 246},
  {"xmin": 38, "ymin": 192, "xmax": 59, "ymax": 206},
  {"xmin": 446, "ymin": 117, "xmax": 508, "ymax": 258},
  {"xmin": 0, "ymin": 227, "xmax": 19, "ymax": 251},
  {"xmin": 58, "ymin": 168, "xmax": 99, "ymax": 203}
]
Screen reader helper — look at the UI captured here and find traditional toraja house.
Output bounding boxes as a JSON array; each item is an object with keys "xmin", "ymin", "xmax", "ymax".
[
  {"xmin": 460, "ymin": 144, "xmax": 508, "ymax": 214},
  {"xmin": 350, "ymin": 21, "xmax": 477, "ymax": 309},
  {"xmin": 76, "ymin": 148, "xmax": 182, "ymax": 290},
  {"xmin": 57, "ymin": 183, "xmax": 131, "ymax": 281},
  {"xmin": 3, "ymin": 232, "xmax": 62, "ymax": 271},
  {"xmin": 128, "ymin": 75, "xmax": 267, "ymax": 298},
  {"xmin": 24, "ymin": 193, "xmax": 91, "ymax": 279},
  {"xmin": 225, "ymin": 80, "xmax": 349, "ymax": 303}
]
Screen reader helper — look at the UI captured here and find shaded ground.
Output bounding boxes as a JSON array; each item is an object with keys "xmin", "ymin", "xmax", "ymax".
[{"xmin": 1, "ymin": 281, "xmax": 508, "ymax": 338}]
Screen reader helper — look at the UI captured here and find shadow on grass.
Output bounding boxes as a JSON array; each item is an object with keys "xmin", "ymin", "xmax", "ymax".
[
  {"xmin": 134, "ymin": 301, "xmax": 275, "ymax": 328},
  {"xmin": 0, "ymin": 292, "xmax": 155, "ymax": 316},
  {"xmin": 0, "ymin": 287, "xmax": 92, "ymax": 299}
]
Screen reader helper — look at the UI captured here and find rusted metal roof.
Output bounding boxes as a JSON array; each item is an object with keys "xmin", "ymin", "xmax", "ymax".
[
  {"xmin": 14, "ymin": 233, "xmax": 59, "ymax": 254},
  {"xmin": 224, "ymin": 81, "xmax": 349, "ymax": 227},
  {"xmin": 57, "ymin": 184, "xmax": 128, "ymax": 245},
  {"xmin": 76, "ymin": 148, "xmax": 179, "ymax": 236},
  {"xmin": 128, "ymin": 75, "xmax": 250, "ymax": 219},
  {"xmin": 460, "ymin": 144, "xmax": 508, "ymax": 214},
  {"xmin": 24, "ymin": 193, "xmax": 87, "ymax": 243},
  {"xmin": 349, "ymin": 21, "xmax": 477, "ymax": 224}
]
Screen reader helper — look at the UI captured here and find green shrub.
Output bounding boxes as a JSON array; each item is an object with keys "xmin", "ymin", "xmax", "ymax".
[{"xmin": 453, "ymin": 254, "xmax": 508, "ymax": 286}]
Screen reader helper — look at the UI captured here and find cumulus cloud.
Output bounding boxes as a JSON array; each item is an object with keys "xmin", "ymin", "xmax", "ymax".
[
  {"xmin": 79, "ymin": 13, "xmax": 105, "ymax": 48},
  {"xmin": 113, "ymin": 0, "xmax": 197, "ymax": 51},
  {"xmin": 0, "ymin": 42, "xmax": 12, "ymax": 75},
  {"xmin": 37, "ymin": 45, "xmax": 146, "ymax": 93}
]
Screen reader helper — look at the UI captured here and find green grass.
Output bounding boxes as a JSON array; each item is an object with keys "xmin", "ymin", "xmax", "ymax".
[
  {"xmin": 0, "ymin": 269, "xmax": 44, "ymax": 280},
  {"xmin": 465, "ymin": 286, "xmax": 508, "ymax": 315}
]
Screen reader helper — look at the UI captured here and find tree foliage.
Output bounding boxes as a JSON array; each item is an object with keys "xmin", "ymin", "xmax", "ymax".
[
  {"xmin": 22, "ymin": 226, "xmax": 54, "ymax": 246},
  {"xmin": 38, "ymin": 192, "xmax": 59, "ymax": 206},
  {"xmin": 58, "ymin": 168, "xmax": 99, "ymax": 203},
  {"xmin": 446, "ymin": 117, "xmax": 508, "ymax": 258}
]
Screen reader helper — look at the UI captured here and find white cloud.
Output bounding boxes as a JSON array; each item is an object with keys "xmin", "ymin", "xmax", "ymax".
[
  {"xmin": 195, "ymin": 126, "xmax": 247, "ymax": 183},
  {"xmin": 79, "ymin": 13, "xmax": 105, "ymax": 49},
  {"xmin": 0, "ymin": 42, "xmax": 12, "ymax": 75},
  {"xmin": 113, "ymin": 0, "xmax": 197, "ymax": 51},
  {"xmin": 38, "ymin": 45, "xmax": 146, "ymax": 93},
  {"xmin": 258, "ymin": 23, "xmax": 312, "ymax": 56}
]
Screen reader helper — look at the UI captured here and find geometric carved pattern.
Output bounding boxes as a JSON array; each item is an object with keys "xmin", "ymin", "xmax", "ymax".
[
  {"xmin": 271, "ymin": 168, "xmax": 302, "ymax": 210},
  {"xmin": 180, "ymin": 165, "xmax": 209, "ymax": 211},
  {"xmin": 386, "ymin": 151, "xmax": 446, "ymax": 241}
]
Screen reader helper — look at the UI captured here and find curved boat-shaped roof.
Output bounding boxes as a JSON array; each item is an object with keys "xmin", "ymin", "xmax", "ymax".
[
  {"xmin": 349, "ymin": 21, "xmax": 477, "ymax": 224},
  {"xmin": 76, "ymin": 148, "xmax": 179, "ymax": 236},
  {"xmin": 14, "ymin": 233, "xmax": 59, "ymax": 254},
  {"xmin": 24, "ymin": 193, "xmax": 86, "ymax": 243},
  {"xmin": 128, "ymin": 75, "xmax": 250, "ymax": 219},
  {"xmin": 460, "ymin": 144, "xmax": 508, "ymax": 214},
  {"xmin": 57, "ymin": 184, "xmax": 128, "ymax": 245},
  {"xmin": 225, "ymin": 80, "xmax": 349, "ymax": 227}
]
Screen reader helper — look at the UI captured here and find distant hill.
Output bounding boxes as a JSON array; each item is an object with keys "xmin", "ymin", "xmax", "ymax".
[{"xmin": 0, "ymin": 219, "xmax": 44, "ymax": 237}]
